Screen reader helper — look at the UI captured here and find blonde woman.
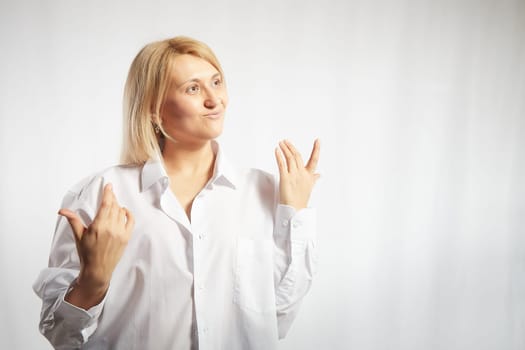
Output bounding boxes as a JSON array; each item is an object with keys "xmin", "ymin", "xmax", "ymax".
[{"xmin": 34, "ymin": 36, "xmax": 320, "ymax": 350}]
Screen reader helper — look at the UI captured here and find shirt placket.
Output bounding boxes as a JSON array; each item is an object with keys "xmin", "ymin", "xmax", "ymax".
[{"xmin": 190, "ymin": 187, "xmax": 210, "ymax": 349}]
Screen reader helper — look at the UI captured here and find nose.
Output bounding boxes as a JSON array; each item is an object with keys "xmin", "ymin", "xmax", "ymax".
[{"xmin": 203, "ymin": 88, "xmax": 220, "ymax": 109}]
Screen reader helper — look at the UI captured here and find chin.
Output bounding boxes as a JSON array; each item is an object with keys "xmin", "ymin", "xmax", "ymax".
[
  {"xmin": 209, "ymin": 129, "xmax": 224, "ymax": 139},
  {"xmin": 197, "ymin": 127, "xmax": 223, "ymax": 141},
  {"xmin": 209, "ymin": 123, "xmax": 224, "ymax": 137}
]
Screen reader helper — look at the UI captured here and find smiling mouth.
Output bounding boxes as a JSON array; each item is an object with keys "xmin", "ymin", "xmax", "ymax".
[{"xmin": 203, "ymin": 111, "xmax": 223, "ymax": 119}]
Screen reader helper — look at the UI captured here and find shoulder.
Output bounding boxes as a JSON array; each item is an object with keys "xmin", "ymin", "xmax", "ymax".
[
  {"xmin": 246, "ymin": 167, "xmax": 275, "ymax": 184},
  {"xmin": 64, "ymin": 164, "xmax": 143, "ymax": 207},
  {"xmin": 235, "ymin": 167, "xmax": 277, "ymax": 197}
]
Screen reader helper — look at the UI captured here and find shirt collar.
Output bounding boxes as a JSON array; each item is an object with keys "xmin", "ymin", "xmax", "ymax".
[
  {"xmin": 211, "ymin": 140, "xmax": 238, "ymax": 190},
  {"xmin": 140, "ymin": 140, "xmax": 238, "ymax": 193},
  {"xmin": 141, "ymin": 156, "xmax": 169, "ymax": 193}
]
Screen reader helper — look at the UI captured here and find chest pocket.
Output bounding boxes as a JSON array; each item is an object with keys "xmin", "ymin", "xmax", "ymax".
[{"xmin": 234, "ymin": 238, "xmax": 275, "ymax": 314}]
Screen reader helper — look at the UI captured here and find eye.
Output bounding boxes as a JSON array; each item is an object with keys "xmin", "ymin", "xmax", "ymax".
[
  {"xmin": 186, "ymin": 84, "xmax": 200, "ymax": 94},
  {"xmin": 212, "ymin": 78, "xmax": 222, "ymax": 87}
]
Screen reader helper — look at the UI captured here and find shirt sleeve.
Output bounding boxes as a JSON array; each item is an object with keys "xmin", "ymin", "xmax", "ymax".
[
  {"xmin": 273, "ymin": 203, "xmax": 317, "ymax": 339},
  {"xmin": 32, "ymin": 177, "xmax": 107, "ymax": 349},
  {"xmin": 33, "ymin": 269, "xmax": 107, "ymax": 350}
]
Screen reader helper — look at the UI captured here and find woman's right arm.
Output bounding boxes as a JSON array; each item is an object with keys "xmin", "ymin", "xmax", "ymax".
[
  {"xmin": 60, "ymin": 184, "xmax": 134, "ymax": 310},
  {"xmin": 33, "ymin": 180, "xmax": 134, "ymax": 349}
]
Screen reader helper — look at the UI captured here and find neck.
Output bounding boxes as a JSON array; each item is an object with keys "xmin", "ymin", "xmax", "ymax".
[{"xmin": 161, "ymin": 139, "xmax": 216, "ymax": 177}]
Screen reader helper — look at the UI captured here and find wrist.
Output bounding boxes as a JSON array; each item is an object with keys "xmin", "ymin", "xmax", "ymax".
[
  {"xmin": 65, "ymin": 277, "xmax": 109, "ymax": 310},
  {"xmin": 279, "ymin": 201, "xmax": 307, "ymax": 211},
  {"xmin": 78, "ymin": 265, "xmax": 111, "ymax": 289}
]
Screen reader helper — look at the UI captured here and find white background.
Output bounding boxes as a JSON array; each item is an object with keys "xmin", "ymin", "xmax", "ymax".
[{"xmin": 1, "ymin": 0, "xmax": 524, "ymax": 349}]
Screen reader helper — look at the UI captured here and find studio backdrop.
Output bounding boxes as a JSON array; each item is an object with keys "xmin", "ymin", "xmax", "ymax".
[{"xmin": 0, "ymin": 0, "xmax": 524, "ymax": 349}]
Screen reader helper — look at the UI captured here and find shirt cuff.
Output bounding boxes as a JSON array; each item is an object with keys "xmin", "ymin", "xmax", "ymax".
[
  {"xmin": 274, "ymin": 204, "xmax": 317, "ymax": 243},
  {"xmin": 54, "ymin": 281, "xmax": 107, "ymax": 330}
]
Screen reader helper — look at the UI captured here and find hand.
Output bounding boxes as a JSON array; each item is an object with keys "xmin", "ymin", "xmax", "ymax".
[
  {"xmin": 275, "ymin": 139, "xmax": 321, "ymax": 210},
  {"xmin": 59, "ymin": 184, "xmax": 134, "ymax": 302}
]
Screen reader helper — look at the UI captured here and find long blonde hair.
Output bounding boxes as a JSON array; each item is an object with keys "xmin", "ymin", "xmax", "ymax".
[{"xmin": 120, "ymin": 36, "xmax": 224, "ymax": 165}]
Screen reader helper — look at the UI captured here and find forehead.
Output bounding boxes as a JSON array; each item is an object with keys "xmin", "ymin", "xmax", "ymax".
[{"xmin": 169, "ymin": 54, "xmax": 219, "ymax": 85}]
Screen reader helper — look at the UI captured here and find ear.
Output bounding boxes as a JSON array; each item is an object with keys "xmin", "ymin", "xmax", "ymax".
[{"xmin": 151, "ymin": 114, "xmax": 161, "ymax": 126}]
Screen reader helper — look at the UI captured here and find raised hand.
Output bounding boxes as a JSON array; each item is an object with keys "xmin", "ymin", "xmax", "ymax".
[
  {"xmin": 275, "ymin": 139, "xmax": 321, "ymax": 210},
  {"xmin": 58, "ymin": 183, "xmax": 134, "ymax": 309}
]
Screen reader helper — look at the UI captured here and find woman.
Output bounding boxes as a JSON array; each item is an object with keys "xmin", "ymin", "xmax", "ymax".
[{"xmin": 34, "ymin": 36, "xmax": 320, "ymax": 350}]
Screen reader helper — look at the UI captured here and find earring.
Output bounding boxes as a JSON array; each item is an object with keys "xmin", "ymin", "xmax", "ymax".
[{"xmin": 154, "ymin": 124, "xmax": 160, "ymax": 134}]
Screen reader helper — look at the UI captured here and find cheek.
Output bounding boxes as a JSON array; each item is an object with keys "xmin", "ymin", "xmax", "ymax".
[
  {"xmin": 221, "ymin": 92, "xmax": 229, "ymax": 108},
  {"xmin": 162, "ymin": 99, "xmax": 180, "ymax": 117},
  {"xmin": 163, "ymin": 98, "xmax": 196, "ymax": 120}
]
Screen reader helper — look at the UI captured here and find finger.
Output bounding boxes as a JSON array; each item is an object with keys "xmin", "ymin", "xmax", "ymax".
[
  {"xmin": 118, "ymin": 207, "xmax": 130, "ymax": 229},
  {"xmin": 108, "ymin": 201, "xmax": 121, "ymax": 222},
  {"xmin": 279, "ymin": 140, "xmax": 297, "ymax": 171},
  {"xmin": 123, "ymin": 207, "xmax": 135, "ymax": 236},
  {"xmin": 274, "ymin": 147, "xmax": 287, "ymax": 176},
  {"xmin": 118, "ymin": 207, "xmax": 127, "ymax": 223},
  {"xmin": 104, "ymin": 183, "xmax": 116, "ymax": 204},
  {"xmin": 58, "ymin": 209, "xmax": 86, "ymax": 241},
  {"xmin": 108, "ymin": 183, "xmax": 120, "ymax": 204},
  {"xmin": 305, "ymin": 139, "xmax": 321, "ymax": 173},
  {"xmin": 97, "ymin": 183, "xmax": 115, "ymax": 218},
  {"xmin": 109, "ymin": 187, "xmax": 126, "ymax": 223},
  {"xmin": 284, "ymin": 140, "xmax": 304, "ymax": 167}
]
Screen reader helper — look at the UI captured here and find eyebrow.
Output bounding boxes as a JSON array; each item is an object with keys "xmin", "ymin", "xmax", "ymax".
[{"xmin": 178, "ymin": 72, "xmax": 221, "ymax": 87}]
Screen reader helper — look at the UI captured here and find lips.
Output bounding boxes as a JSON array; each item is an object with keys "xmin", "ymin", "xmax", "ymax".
[{"xmin": 203, "ymin": 111, "xmax": 223, "ymax": 119}]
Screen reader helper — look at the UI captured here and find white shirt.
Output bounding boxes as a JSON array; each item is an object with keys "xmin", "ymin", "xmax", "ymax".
[{"xmin": 33, "ymin": 143, "xmax": 317, "ymax": 350}]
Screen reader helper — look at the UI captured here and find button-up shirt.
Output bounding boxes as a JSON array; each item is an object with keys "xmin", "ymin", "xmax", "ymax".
[{"xmin": 33, "ymin": 143, "xmax": 317, "ymax": 350}]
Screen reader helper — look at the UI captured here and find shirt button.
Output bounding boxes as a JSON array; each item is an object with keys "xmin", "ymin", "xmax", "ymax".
[
  {"xmin": 292, "ymin": 221, "xmax": 302, "ymax": 229},
  {"xmin": 281, "ymin": 220, "xmax": 289, "ymax": 227},
  {"xmin": 198, "ymin": 233, "xmax": 206, "ymax": 240},
  {"xmin": 197, "ymin": 283, "xmax": 204, "ymax": 291}
]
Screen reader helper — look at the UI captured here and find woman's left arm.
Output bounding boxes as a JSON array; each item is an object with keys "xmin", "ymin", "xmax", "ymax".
[{"xmin": 273, "ymin": 139, "xmax": 320, "ymax": 339}]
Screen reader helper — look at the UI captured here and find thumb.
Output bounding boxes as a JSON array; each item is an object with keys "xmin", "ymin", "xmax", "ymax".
[{"xmin": 58, "ymin": 209, "xmax": 86, "ymax": 241}]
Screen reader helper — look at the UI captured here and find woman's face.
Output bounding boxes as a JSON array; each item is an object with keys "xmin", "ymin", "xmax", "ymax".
[{"xmin": 160, "ymin": 54, "xmax": 228, "ymax": 145}]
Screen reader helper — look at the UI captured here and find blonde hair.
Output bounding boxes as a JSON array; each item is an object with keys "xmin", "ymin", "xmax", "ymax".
[{"xmin": 120, "ymin": 36, "xmax": 224, "ymax": 165}]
